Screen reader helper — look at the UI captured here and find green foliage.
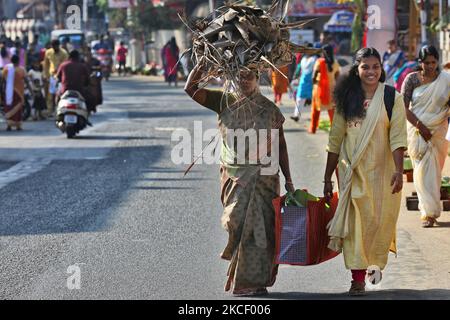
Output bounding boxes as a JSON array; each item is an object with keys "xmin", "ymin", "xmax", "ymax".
[
  {"xmin": 318, "ymin": 119, "xmax": 331, "ymax": 132},
  {"xmin": 96, "ymin": 0, "xmax": 108, "ymax": 12},
  {"xmin": 96, "ymin": 0, "xmax": 180, "ymax": 32}
]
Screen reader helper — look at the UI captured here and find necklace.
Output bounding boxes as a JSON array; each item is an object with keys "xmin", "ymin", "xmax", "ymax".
[{"xmin": 420, "ymin": 71, "xmax": 438, "ymax": 84}]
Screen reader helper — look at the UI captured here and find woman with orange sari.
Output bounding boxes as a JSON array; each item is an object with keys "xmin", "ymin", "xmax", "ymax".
[
  {"xmin": 1, "ymin": 55, "xmax": 29, "ymax": 131},
  {"xmin": 309, "ymin": 45, "xmax": 340, "ymax": 133},
  {"xmin": 271, "ymin": 65, "xmax": 289, "ymax": 106}
]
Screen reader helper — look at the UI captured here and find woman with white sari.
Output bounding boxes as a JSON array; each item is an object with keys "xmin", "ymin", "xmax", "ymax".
[
  {"xmin": 401, "ymin": 45, "xmax": 450, "ymax": 228},
  {"xmin": 323, "ymin": 48, "xmax": 407, "ymax": 296}
]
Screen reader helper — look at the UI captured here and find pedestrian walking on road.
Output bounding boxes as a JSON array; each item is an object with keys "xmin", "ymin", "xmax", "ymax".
[
  {"xmin": 383, "ymin": 40, "xmax": 405, "ymax": 86},
  {"xmin": 309, "ymin": 44, "xmax": 340, "ymax": 134},
  {"xmin": 323, "ymin": 47, "xmax": 407, "ymax": 296},
  {"xmin": 117, "ymin": 42, "xmax": 128, "ymax": 76},
  {"xmin": 1, "ymin": 55, "xmax": 32, "ymax": 131},
  {"xmin": 270, "ymin": 65, "xmax": 289, "ymax": 106},
  {"xmin": 291, "ymin": 43, "xmax": 317, "ymax": 122},
  {"xmin": 401, "ymin": 45, "xmax": 450, "ymax": 228},
  {"xmin": 0, "ymin": 41, "xmax": 11, "ymax": 70},
  {"xmin": 162, "ymin": 37, "xmax": 179, "ymax": 87},
  {"xmin": 28, "ymin": 61, "xmax": 47, "ymax": 120},
  {"xmin": 185, "ymin": 59, "xmax": 295, "ymax": 297}
]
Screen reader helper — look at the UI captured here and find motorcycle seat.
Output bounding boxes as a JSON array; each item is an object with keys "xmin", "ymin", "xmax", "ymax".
[{"xmin": 61, "ymin": 90, "xmax": 85, "ymax": 101}]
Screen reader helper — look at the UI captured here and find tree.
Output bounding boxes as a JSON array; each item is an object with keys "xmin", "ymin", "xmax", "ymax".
[{"xmin": 95, "ymin": 0, "xmax": 180, "ymax": 33}]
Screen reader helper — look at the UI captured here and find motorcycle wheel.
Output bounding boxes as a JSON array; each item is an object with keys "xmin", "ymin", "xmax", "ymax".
[{"xmin": 66, "ymin": 125, "xmax": 77, "ymax": 139}]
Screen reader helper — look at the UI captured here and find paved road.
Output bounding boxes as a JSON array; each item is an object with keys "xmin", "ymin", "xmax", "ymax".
[{"xmin": 0, "ymin": 76, "xmax": 449, "ymax": 300}]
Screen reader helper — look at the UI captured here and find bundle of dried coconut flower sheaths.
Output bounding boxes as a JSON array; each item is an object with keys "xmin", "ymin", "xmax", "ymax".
[
  {"xmin": 181, "ymin": 0, "xmax": 321, "ymax": 97},
  {"xmin": 180, "ymin": 0, "xmax": 321, "ymax": 176}
]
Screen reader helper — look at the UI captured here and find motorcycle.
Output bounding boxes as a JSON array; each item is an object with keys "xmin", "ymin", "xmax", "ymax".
[
  {"xmin": 55, "ymin": 90, "xmax": 91, "ymax": 139},
  {"xmin": 94, "ymin": 48, "xmax": 113, "ymax": 81}
]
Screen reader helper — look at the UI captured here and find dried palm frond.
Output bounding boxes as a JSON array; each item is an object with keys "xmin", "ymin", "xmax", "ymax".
[{"xmin": 188, "ymin": 0, "xmax": 321, "ymax": 82}]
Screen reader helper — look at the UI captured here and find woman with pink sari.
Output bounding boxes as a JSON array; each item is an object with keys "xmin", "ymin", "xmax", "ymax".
[{"xmin": 163, "ymin": 37, "xmax": 179, "ymax": 87}]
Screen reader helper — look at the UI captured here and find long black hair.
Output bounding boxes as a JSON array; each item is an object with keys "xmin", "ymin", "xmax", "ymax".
[
  {"xmin": 334, "ymin": 47, "xmax": 386, "ymax": 121},
  {"xmin": 322, "ymin": 44, "xmax": 334, "ymax": 72},
  {"xmin": 418, "ymin": 45, "xmax": 440, "ymax": 72},
  {"xmin": 169, "ymin": 37, "xmax": 179, "ymax": 58},
  {"xmin": 0, "ymin": 42, "xmax": 8, "ymax": 59}
]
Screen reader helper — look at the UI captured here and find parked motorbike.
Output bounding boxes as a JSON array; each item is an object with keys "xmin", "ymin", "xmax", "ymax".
[{"xmin": 55, "ymin": 90, "xmax": 91, "ymax": 138}]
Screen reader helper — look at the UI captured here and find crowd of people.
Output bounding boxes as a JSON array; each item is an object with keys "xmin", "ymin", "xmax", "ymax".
[
  {"xmin": 186, "ymin": 41, "xmax": 450, "ymax": 298},
  {"xmin": 0, "ymin": 34, "xmax": 130, "ymax": 131}
]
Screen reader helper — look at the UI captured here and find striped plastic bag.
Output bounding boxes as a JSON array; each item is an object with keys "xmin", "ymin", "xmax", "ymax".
[{"xmin": 273, "ymin": 192, "xmax": 340, "ymax": 265}]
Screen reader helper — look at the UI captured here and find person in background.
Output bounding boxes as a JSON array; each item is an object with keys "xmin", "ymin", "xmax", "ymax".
[
  {"xmin": 56, "ymin": 50, "xmax": 90, "ymax": 102},
  {"xmin": 0, "ymin": 41, "xmax": 10, "ymax": 70},
  {"xmin": 10, "ymin": 41, "xmax": 26, "ymax": 68},
  {"xmin": 61, "ymin": 37, "xmax": 74, "ymax": 54},
  {"xmin": 271, "ymin": 65, "xmax": 289, "ymax": 106},
  {"xmin": 28, "ymin": 61, "xmax": 47, "ymax": 120},
  {"xmin": 26, "ymin": 42, "xmax": 41, "ymax": 71},
  {"xmin": 162, "ymin": 37, "xmax": 180, "ymax": 87},
  {"xmin": 291, "ymin": 43, "xmax": 317, "ymax": 122},
  {"xmin": 314, "ymin": 31, "xmax": 330, "ymax": 49},
  {"xmin": 401, "ymin": 45, "xmax": 450, "ymax": 228},
  {"xmin": 309, "ymin": 44, "xmax": 340, "ymax": 133},
  {"xmin": 43, "ymin": 39, "xmax": 68, "ymax": 117},
  {"xmin": 383, "ymin": 40, "xmax": 405, "ymax": 86},
  {"xmin": 1, "ymin": 55, "xmax": 33, "ymax": 131},
  {"xmin": 393, "ymin": 60, "xmax": 419, "ymax": 92},
  {"xmin": 117, "ymin": 42, "xmax": 128, "ymax": 76}
]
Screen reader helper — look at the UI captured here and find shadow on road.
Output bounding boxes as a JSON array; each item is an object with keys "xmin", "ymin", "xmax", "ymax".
[
  {"xmin": 128, "ymin": 110, "xmax": 211, "ymax": 119},
  {"xmin": 132, "ymin": 186, "xmax": 197, "ymax": 190},
  {"xmin": 257, "ymin": 289, "xmax": 450, "ymax": 300},
  {"xmin": 76, "ymin": 135, "xmax": 165, "ymax": 141},
  {"xmin": 0, "ymin": 145, "xmax": 165, "ymax": 236},
  {"xmin": 433, "ymin": 221, "xmax": 450, "ymax": 228},
  {"xmin": 283, "ymin": 128, "xmax": 307, "ymax": 133}
]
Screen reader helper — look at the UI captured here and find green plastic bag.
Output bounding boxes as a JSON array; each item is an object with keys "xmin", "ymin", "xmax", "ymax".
[{"xmin": 285, "ymin": 189, "xmax": 330, "ymax": 209}]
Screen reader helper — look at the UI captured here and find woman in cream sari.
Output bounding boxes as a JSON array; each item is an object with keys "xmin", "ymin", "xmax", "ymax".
[
  {"xmin": 401, "ymin": 45, "xmax": 450, "ymax": 227},
  {"xmin": 323, "ymin": 48, "xmax": 407, "ymax": 296}
]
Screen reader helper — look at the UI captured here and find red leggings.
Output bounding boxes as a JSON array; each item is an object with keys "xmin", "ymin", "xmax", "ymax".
[
  {"xmin": 274, "ymin": 93, "xmax": 283, "ymax": 104},
  {"xmin": 351, "ymin": 269, "xmax": 367, "ymax": 282},
  {"xmin": 309, "ymin": 108, "xmax": 334, "ymax": 133}
]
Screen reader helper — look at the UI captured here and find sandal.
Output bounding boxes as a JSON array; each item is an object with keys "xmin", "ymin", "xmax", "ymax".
[
  {"xmin": 232, "ymin": 287, "xmax": 268, "ymax": 297},
  {"xmin": 422, "ymin": 217, "xmax": 436, "ymax": 228},
  {"xmin": 348, "ymin": 281, "xmax": 366, "ymax": 296}
]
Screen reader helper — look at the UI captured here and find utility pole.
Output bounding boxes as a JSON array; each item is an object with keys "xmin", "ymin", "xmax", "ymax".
[
  {"xmin": 419, "ymin": 0, "xmax": 427, "ymax": 44},
  {"xmin": 209, "ymin": 0, "xmax": 216, "ymax": 19}
]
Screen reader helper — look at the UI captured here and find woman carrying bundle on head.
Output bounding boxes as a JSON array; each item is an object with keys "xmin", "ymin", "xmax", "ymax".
[{"xmin": 184, "ymin": 58, "xmax": 295, "ymax": 297}]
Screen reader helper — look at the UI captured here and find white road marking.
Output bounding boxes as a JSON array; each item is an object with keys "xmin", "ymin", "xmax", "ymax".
[{"xmin": 0, "ymin": 158, "xmax": 52, "ymax": 190}]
